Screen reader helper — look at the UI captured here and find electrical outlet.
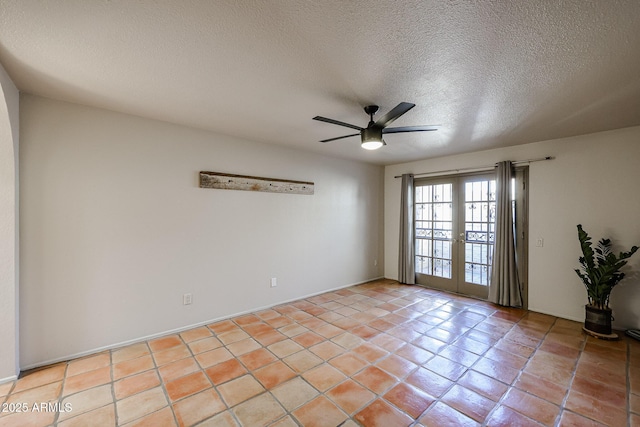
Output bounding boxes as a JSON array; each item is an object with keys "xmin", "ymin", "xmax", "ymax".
[
  {"xmin": 374, "ymin": 259, "xmax": 378, "ymax": 266},
  {"xmin": 536, "ymin": 238, "xmax": 544, "ymax": 247},
  {"xmin": 183, "ymin": 293, "xmax": 193, "ymax": 305},
  {"xmin": 270, "ymin": 278, "xmax": 277, "ymax": 288}
]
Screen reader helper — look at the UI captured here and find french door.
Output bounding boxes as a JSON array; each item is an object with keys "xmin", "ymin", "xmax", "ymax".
[
  {"xmin": 414, "ymin": 174, "xmax": 497, "ymax": 299},
  {"xmin": 414, "ymin": 170, "xmax": 528, "ymax": 303}
]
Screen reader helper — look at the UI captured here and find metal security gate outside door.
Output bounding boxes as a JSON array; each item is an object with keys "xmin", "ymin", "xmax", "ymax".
[{"xmin": 414, "ymin": 174, "xmax": 496, "ymax": 299}]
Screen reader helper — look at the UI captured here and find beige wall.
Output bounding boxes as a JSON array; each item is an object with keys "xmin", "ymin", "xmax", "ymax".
[
  {"xmin": 0, "ymin": 62, "xmax": 19, "ymax": 382},
  {"xmin": 19, "ymin": 95, "xmax": 384, "ymax": 369},
  {"xmin": 385, "ymin": 126, "xmax": 640, "ymax": 329},
  {"xmin": 15, "ymin": 90, "xmax": 640, "ymax": 371}
]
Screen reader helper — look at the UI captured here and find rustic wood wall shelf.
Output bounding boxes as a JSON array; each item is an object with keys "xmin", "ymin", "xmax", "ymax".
[{"xmin": 199, "ymin": 171, "xmax": 314, "ymax": 195}]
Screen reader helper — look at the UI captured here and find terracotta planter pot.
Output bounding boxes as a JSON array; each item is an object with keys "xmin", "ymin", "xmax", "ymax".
[{"xmin": 584, "ymin": 304, "xmax": 612, "ymax": 335}]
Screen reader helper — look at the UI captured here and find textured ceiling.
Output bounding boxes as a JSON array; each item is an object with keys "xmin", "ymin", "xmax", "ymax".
[{"xmin": 1, "ymin": 0, "xmax": 640, "ymax": 165}]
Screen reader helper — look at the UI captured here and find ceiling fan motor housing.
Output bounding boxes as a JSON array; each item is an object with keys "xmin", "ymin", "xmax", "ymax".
[{"xmin": 362, "ymin": 126, "xmax": 383, "ymax": 143}]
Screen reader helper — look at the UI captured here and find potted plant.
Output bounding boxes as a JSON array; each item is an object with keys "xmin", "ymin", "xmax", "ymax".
[{"xmin": 575, "ymin": 224, "xmax": 638, "ymax": 338}]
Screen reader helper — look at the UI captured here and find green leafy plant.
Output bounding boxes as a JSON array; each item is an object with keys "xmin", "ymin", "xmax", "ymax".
[{"xmin": 575, "ymin": 224, "xmax": 638, "ymax": 310}]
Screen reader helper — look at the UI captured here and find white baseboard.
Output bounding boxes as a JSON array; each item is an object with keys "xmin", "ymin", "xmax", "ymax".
[
  {"xmin": 0, "ymin": 374, "xmax": 18, "ymax": 385},
  {"xmin": 21, "ymin": 276, "xmax": 385, "ymax": 371},
  {"xmin": 526, "ymin": 305, "xmax": 583, "ymax": 324}
]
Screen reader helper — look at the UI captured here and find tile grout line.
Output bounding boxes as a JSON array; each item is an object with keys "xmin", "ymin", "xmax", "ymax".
[
  {"xmin": 113, "ymin": 340, "xmax": 166, "ymax": 426},
  {"xmin": 278, "ymin": 296, "xmax": 361, "ymax": 425},
  {"xmin": 421, "ymin": 305, "xmax": 488, "ymax": 423},
  {"xmin": 203, "ymin": 307, "xmax": 336, "ymax": 425},
  {"xmin": 346, "ymin": 286, "xmax": 432, "ymax": 424},
  {"xmin": 0, "ymin": 376, "xmax": 17, "ymax": 415},
  {"xmin": 199, "ymin": 324, "xmax": 246, "ymax": 426},
  {"xmin": 403, "ymin": 293, "xmax": 516, "ymax": 424},
  {"xmin": 163, "ymin": 336, "xmax": 187, "ymax": 427},
  {"xmin": 0, "ymin": 288, "xmax": 508, "ymax": 424},
  {"xmin": 227, "ymin": 317, "xmax": 291, "ymax": 427},
  {"xmin": 499, "ymin": 315, "xmax": 563, "ymax": 427},
  {"xmin": 5, "ymin": 281, "xmax": 632, "ymax": 427},
  {"xmin": 383, "ymin": 301, "xmax": 499, "ymax": 425},
  {"xmin": 349, "ymin": 288, "xmax": 446, "ymax": 423},
  {"xmin": 1, "ymin": 286, "xmax": 413, "ymax": 425},
  {"xmin": 556, "ymin": 324, "xmax": 589, "ymax": 427},
  {"xmin": 51, "ymin": 360, "xmax": 68, "ymax": 426},
  {"xmin": 469, "ymin": 309, "xmax": 536, "ymax": 427},
  {"xmin": 282, "ymin": 288, "xmax": 417, "ymax": 424},
  {"xmin": 545, "ymin": 316, "xmax": 570, "ymax": 427},
  {"xmin": 108, "ymin": 348, "xmax": 118, "ymax": 427}
]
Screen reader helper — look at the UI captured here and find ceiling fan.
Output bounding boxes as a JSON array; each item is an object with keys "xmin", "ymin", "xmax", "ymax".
[{"xmin": 313, "ymin": 102, "xmax": 438, "ymax": 150}]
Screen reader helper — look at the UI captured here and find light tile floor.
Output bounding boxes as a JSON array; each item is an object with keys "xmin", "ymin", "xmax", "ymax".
[{"xmin": 1, "ymin": 279, "xmax": 639, "ymax": 426}]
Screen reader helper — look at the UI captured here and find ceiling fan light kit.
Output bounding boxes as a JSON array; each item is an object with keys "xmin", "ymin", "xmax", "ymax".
[
  {"xmin": 313, "ymin": 102, "xmax": 438, "ymax": 150},
  {"xmin": 361, "ymin": 126, "xmax": 385, "ymax": 150},
  {"xmin": 361, "ymin": 140, "xmax": 384, "ymax": 150}
]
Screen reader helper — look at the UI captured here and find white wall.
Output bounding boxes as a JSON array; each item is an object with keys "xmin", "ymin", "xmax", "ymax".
[
  {"xmin": 385, "ymin": 126, "xmax": 640, "ymax": 329},
  {"xmin": 20, "ymin": 95, "xmax": 384, "ymax": 369},
  {"xmin": 0, "ymin": 62, "xmax": 19, "ymax": 382}
]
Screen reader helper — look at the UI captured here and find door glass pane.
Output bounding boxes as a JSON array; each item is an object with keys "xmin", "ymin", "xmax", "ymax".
[
  {"xmin": 463, "ymin": 180, "xmax": 496, "ymax": 286},
  {"xmin": 415, "ymin": 183, "xmax": 453, "ymax": 279}
]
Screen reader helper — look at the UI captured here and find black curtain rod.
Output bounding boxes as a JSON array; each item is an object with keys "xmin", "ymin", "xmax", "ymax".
[{"xmin": 393, "ymin": 156, "xmax": 554, "ymax": 179}]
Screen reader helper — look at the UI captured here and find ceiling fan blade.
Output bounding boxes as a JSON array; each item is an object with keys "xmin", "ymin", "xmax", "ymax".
[
  {"xmin": 320, "ymin": 133, "xmax": 360, "ymax": 143},
  {"xmin": 313, "ymin": 116, "xmax": 363, "ymax": 131},
  {"xmin": 375, "ymin": 102, "xmax": 415, "ymax": 128},
  {"xmin": 382, "ymin": 125, "xmax": 439, "ymax": 134}
]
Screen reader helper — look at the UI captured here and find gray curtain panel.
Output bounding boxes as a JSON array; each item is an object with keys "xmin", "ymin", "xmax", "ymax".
[
  {"xmin": 398, "ymin": 174, "xmax": 415, "ymax": 285},
  {"xmin": 489, "ymin": 161, "xmax": 522, "ymax": 307}
]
